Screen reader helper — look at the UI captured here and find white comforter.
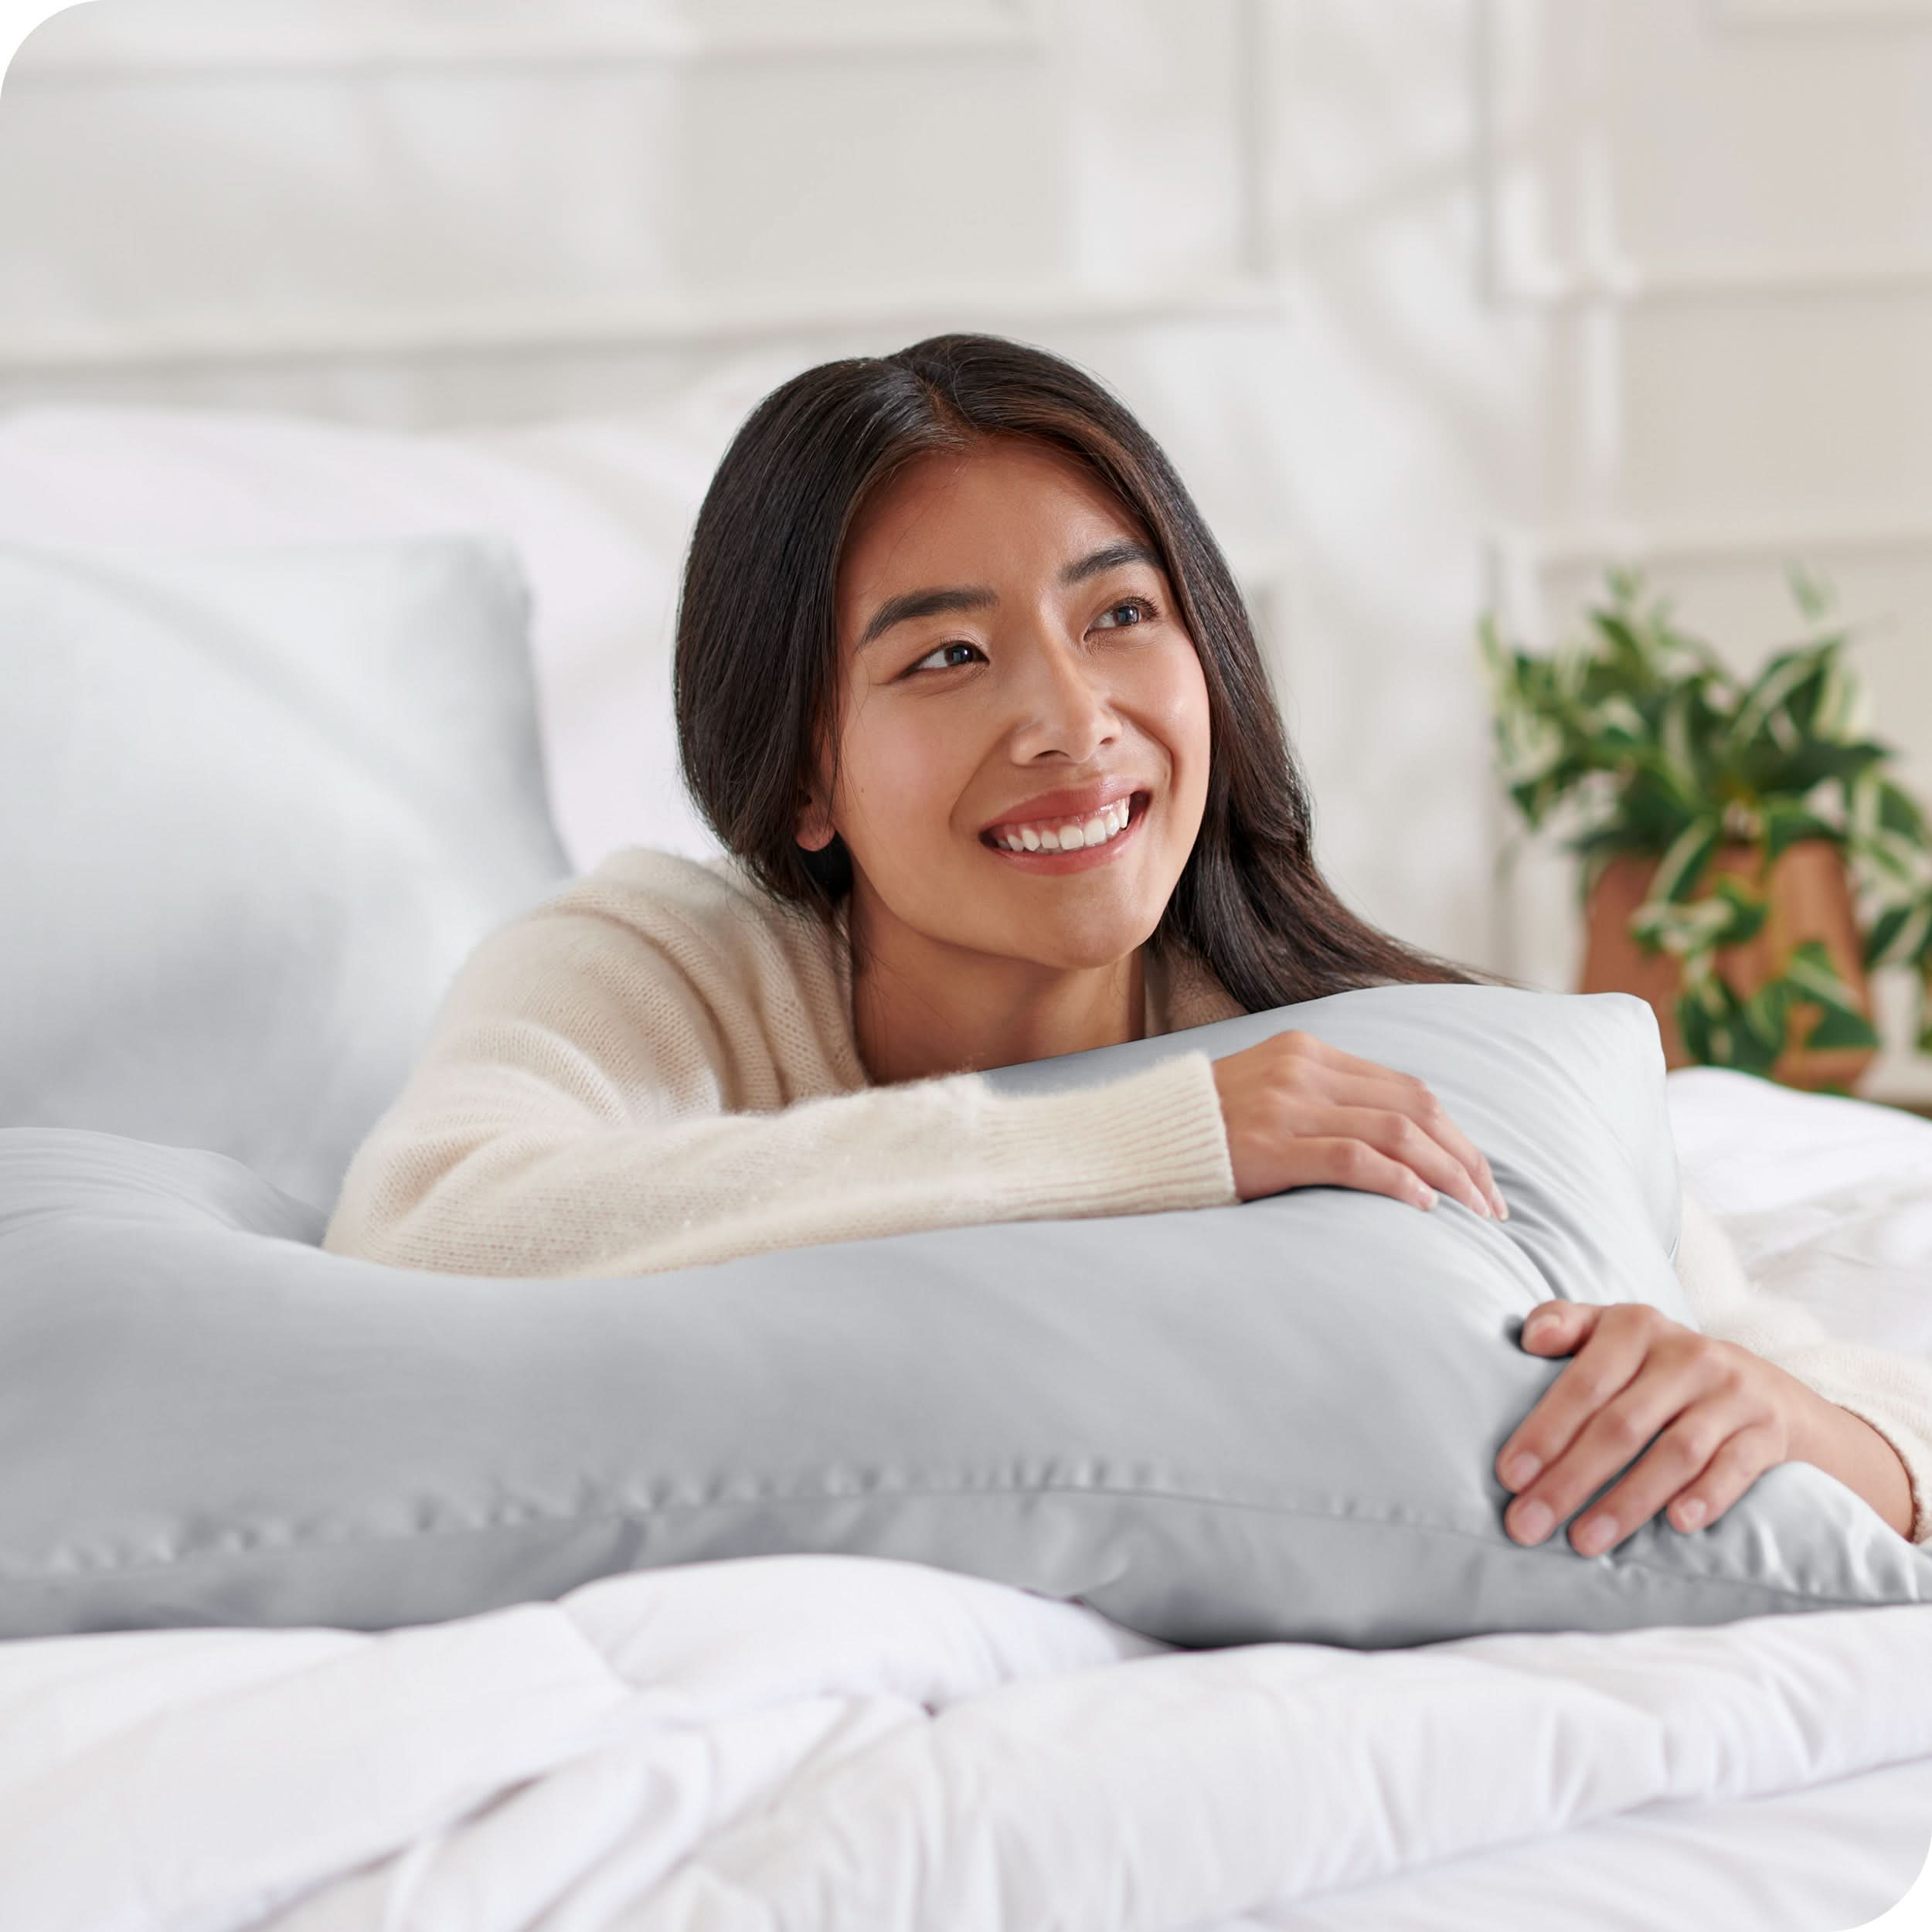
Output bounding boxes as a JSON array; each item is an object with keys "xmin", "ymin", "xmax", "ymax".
[
  {"xmin": 5, "ymin": 1067, "xmax": 1931, "ymax": 1932},
  {"xmin": 4, "ymin": 1556, "xmax": 1927, "ymax": 1932}
]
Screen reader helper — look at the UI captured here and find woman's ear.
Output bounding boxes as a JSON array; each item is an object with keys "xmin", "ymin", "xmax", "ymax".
[{"xmin": 794, "ymin": 789, "xmax": 835, "ymax": 853}]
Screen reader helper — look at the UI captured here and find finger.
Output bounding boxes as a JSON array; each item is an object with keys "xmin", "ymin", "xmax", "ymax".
[
  {"xmin": 1297, "ymin": 1136, "xmax": 1443, "ymax": 1213},
  {"xmin": 1386, "ymin": 1081, "xmax": 1506, "ymax": 1221},
  {"xmin": 1506, "ymin": 1317, "xmax": 1730, "ymax": 1549},
  {"xmin": 1315, "ymin": 1104, "xmax": 1495, "ymax": 1220},
  {"xmin": 1659, "ymin": 1421, "xmax": 1788, "ymax": 1536},
  {"xmin": 1496, "ymin": 1308, "xmax": 1658, "ymax": 1541},
  {"xmin": 1321, "ymin": 1075, "xmax": 1506, "ymax": 1220},
  {"xmin": 1517, "ymin": 1301, "xmax": 1591, "ymax": 1357},
  {"xmin": 1557, "ymin": 1392, "xmax": 1751, "ymax": 1556},
  {"xmin": 1323, "ymin": 1066, "xmax": 1505, "ymax": 1218},
  {"xmin": 1496, "ymin": 1303, "xmax": 1598, "ymax": 1490}
]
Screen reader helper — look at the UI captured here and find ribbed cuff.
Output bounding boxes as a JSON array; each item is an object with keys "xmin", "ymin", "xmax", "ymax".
[
  {"xmin": 968, "ymin": 1049, "xmax": 1237, "ymax": 1219},
  {"xmin": 1794, "ymin": 1383, "xmax": 1932, "ymax": 1546}
]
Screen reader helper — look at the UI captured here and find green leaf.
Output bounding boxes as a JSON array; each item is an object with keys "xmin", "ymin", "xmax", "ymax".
[
  {"xmin": 1588, "ymin": 607, "xmax": 1652, "ymax": 682},
  {"xmin": 1673, "ymin": 972, "xmax": 1783, "ymax": 1073},
  {"xmin": 1770, "ymin": 659, "xmax": 1832, "ymax": 744},
  {"xmin": 1728, "ymin": 645, "xmax": 1835, "ymax": 755},
  {"xmin": 1800, "ymin": 1003, "xmax": 1883, "ymax": 1051},
  {"xmin": 1614, "ymin": 760, "xmax": 1702, "ymax": 843},
  {"xmin": 1629, "ymin": 895, "xmax": 1736, "ymax": 957},
  {"xmin": 1580, "ymin": 693, "xmax": 1649, "ymax": 747},
  {"xmin": 1779, "ymin": 939, "xmax": 1868, "ymax": 1016},
  {"xmin": 1571, "ymin": 822, "xmax": 1655, "ymax": 860},
  {"xmin": 1740, "ymin": 978, "xmax": 1794, "ymax": 1056},
  {"xmin": 1878, "ymin": 778, "xmax": 1927, "ymax": 842},
  {"xmin": 1866, "ymin": 900, "xmax": 1917, "ymax": 970},
  {"xmin": 1752, "ymin": 736, "xmax": 1890, "ymax": 799},
  {"xmin": 1785, "ymin": 558, "xmax": 1836, "ymax": 624},
  {"xmin": 1707, "ymin": 873, "xmax": 1770, "ymax": 947},
  {"xmin": 1719, "ymin": 1004, "xmax": 1784, "ymax": 1075},
  {"xmin": 1605, "ymin": 561, "xmax": 1645, "ymax": 606},
  {"xmin": 1759, "ymin": 800, "xmax": 1842, "ymax": 866},
  {"xmin": 1676, "ymin": 985, "xmax": 1715, "ymax": 1065},
  {"xmin": 1865, "ymin": 898, "xmax": 1932, "ymax": 971},
  {"xmin": 1850, "ymin": 830, "xmax": 1923, "ymax": 889},
  {"xmin": 1651, "ymin": 815, "xmax": 1723, "ymax": 904}
]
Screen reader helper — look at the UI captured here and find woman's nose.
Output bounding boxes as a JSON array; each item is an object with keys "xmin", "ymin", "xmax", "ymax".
[{"xmin": 1007, "ymin": 632, "xmax": 1121, "ymax": 757}]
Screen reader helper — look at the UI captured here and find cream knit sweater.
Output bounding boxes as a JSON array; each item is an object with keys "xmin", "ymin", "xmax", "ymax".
[{"xmin": 323, "ymin": 845, "xmax": 1931, "ymax": 1543}]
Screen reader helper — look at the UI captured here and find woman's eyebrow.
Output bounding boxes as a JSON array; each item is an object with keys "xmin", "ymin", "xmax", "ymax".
[{"xmin": 857, "ymin": 539, "xmax": 1162, "ymax": 651}]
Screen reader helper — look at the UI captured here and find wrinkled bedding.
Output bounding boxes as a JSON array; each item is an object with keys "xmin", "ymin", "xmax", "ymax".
[
  {"xmin": 3, "ymin": 1066, "xmax": 1929, "ymax": 1931},
  {"xmin": 3, "ymin": 1555, "xmax": 1927, "ymax": 1930}
]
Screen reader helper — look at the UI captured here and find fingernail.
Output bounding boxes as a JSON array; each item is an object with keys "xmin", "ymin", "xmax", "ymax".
[
  {"xmin": 1502, "ymin": 1451, "xmax": 1541, "ymax": 1491},
  {"xmin": 1416, "ymin": 1188, "xmax": 1437, "ymax": 1210},
  {"xmin": 1494, "ymin": 1194, "xmax": 1510, "ymax": 1221},
  {"xmin": 1572, "ymin": 1514, "xmax": 1615, "ymax": 1556},
  {"xmin": 1512, "ymin": 1499, "xmax": 1553, "ymax": 1543},
  {"xmin": 1476, "ymin": 1194, "xmax": 1495, "ymax": 1219},
  {"xmin": 1675, "ymin": 1498, "xmax": 1707, "ymax": 1531}
]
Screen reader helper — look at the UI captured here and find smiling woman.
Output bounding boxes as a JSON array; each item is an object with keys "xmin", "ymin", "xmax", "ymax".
[
  {"xmin": 327, "ymin": 331, "xmax": 1526, "ymax": 1280},
  {"xmin": 804, "ymin": 436, "xmax": 1226, "ymax": 1084},
  {"xmin": 675, "ymin": 334, "xmax": 1502, "ymax": 1057},
  {"xmin": 322, "ymin": 332, "xmax": 1928, "ymax": 1554}
]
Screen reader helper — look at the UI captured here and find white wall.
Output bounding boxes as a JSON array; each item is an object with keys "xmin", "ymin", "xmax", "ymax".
[
  {"xmin": 1262, "ymin": 0, "xmax": 1932, "ymax": 1097},
  {"xmin": 1476, "ymin": 0, "xmax": 1932, "ymax": 1097},
  {"xmin": 5, "ymin": 0, "xmax": 1931, "ymax": 1088}
]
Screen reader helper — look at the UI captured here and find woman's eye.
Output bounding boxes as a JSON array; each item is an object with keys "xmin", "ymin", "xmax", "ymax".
[
  {"xmin": 901, "ymin": 600, "xmax": 1156, "ymax": 677},
  {"xmin": 903, "ymin": 641, "xmax": 985, "ymax": 678}
]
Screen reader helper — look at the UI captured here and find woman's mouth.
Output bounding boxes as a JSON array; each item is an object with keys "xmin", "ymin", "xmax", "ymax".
[{"xmin": 978, "ymin": 791, "xmax": 1150, "ymax": 872}]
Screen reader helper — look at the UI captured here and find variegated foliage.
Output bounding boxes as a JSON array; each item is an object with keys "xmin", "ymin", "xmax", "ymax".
[{"xmin": 1478, "ymin": 564, "xmax": 1932, "ymax": 1086}]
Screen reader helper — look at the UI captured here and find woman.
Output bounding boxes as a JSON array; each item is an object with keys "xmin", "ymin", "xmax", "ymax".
[{"xmin": 324, "ymin": 332, "xmax": 1928, "ymax": 1553}]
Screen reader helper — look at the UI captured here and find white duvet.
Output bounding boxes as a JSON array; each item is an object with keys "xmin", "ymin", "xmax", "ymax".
[{"xmin": 5, "ymin": 1067, "xmax": 1930, "ymax": 1932}]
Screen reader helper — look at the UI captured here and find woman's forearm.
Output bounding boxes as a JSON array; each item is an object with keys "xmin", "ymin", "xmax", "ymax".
[{"xmin": 1791, "ymin": 1392, "xmax": 1916, "ymax": 1539}]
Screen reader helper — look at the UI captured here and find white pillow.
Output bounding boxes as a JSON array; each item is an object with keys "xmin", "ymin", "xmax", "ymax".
[
  {"xmin": 0, "ymin": 533, "xmax": 572, "ymax": 1211},
  {"xmin": 0, "ymin": 362, "xmax": 808, "ymax": 869}
]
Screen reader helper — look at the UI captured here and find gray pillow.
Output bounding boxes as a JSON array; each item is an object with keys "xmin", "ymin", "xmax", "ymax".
[
  {"xmin": 0, "ymin": 984, "xmax": 1925, "ymax": 1646},
  {"xmin": 0, "ymin": 535, "xmax": 573, "ymax": 1213}
]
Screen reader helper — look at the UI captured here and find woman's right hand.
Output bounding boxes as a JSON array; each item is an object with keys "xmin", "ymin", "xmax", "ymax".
[{"xmin": 1209, "ymin": 1029, "xmax": 1508, "ymax": 1219}]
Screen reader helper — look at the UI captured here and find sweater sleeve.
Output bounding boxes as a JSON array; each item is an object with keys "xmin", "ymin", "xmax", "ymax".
[
  {"xmin": 1675, "ymin": 1179, "xmax": 1932, "ymax": 1546},
  {"xmin": 321, "ymin": 901, "xmax": 1238, "ymax": 1281}
]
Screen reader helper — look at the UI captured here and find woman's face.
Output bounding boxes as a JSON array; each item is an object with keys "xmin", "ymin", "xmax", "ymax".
[{"xmin": 807, "ymin": 437, "xmax": 1212, "ymax": 974}]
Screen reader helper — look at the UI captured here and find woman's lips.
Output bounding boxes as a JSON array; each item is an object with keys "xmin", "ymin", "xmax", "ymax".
[{"xmin": 978, "ymin": 791, "xmax": 1150, "ymax": 871}]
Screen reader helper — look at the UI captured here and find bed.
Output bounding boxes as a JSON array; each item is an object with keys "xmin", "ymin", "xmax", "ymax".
[
  {"xmin": 0, "ymin": 1065, "xmax": 1923, "ymax": 1930},
  {"xmin": 1, "ymin": 402, "xmax": 1928, "ymax": 1930}
]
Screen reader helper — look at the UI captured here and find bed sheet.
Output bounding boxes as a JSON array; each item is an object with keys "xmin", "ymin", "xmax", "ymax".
[
  {"xmin": 1668, "ymin": 1065, "xmax": 1932, "ymax": 1359},
  {"xmin": 0, "ymin": 1068, "xmax": 1927, "ymax": 1931},
  {"xmin": 1230, "ymin": 1745, "xmax": 1932, "ymax": 1931}
]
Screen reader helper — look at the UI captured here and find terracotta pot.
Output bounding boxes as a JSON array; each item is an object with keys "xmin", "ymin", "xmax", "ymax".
[{"xmin": 1578, "ymin": 839, "xmax": 1878, "ymax": 1092}]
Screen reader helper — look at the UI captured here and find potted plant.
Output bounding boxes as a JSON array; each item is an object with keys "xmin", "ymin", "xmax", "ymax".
[{"xmin": 1478, "ymin": 563, "xmax": 1932, "ymax": 1094}]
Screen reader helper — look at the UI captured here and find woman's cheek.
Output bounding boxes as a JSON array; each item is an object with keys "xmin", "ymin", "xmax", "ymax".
[
  {"xmin": 1144, "ymin": 638, "xmax": 1213, "ymax": 805},
  {"xmin": 849, "ymin": 729, "xmax": 968, "ymax": 852}
]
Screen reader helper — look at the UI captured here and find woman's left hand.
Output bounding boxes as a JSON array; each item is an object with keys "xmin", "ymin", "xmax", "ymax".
[{"xmin": 1495, "ymin": 1299, "xmax": 1824, "ymax": 1556}]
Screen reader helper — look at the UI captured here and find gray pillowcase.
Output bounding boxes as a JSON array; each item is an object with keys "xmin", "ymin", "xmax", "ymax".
[{"xmin": 0, "ymin": 984, "xmax": 1925, "ymax": 1646}]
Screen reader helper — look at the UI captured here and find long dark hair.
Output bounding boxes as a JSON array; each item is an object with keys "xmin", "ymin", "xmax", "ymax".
[{"xmin": 673, "ymin": 332, "xmax": 1523, "ymax": 1012}]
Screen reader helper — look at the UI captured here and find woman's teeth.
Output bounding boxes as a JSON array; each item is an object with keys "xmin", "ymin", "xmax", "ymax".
[{"xmin": 989, "ymin": 798, "xmax": 1134, "ymax": 852}]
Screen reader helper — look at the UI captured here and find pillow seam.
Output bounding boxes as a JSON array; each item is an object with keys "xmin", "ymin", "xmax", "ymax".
[{"xmin": 9, "ymin": 1479, "xmax": 1909, "ymax": 1614}]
